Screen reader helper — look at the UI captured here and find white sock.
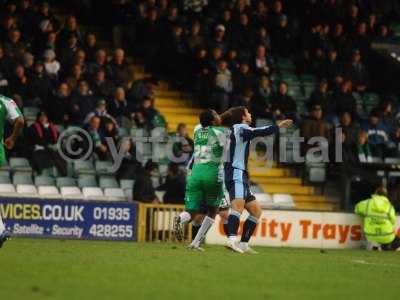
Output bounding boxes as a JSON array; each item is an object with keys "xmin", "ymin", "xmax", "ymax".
[
  {"xmin": 179, "ymin": 211, "xmax": 191, "ymax": 224},
  {"xmin": 239, "ymin": 242, "xmax": 248, "ymax": 250},
  {"xmin": 0, "ymin": 214, "xmax": 5, "ymax": 234},
  {"xmin": 191, "ymin": 216, "xmax": 214, "ymax": 247},
  {"xmin": 228, "ymin": 235, "xmax": 237, "ymax": 242}
]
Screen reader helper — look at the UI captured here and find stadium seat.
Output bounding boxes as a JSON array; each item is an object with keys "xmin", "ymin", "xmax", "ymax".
[
  {"xmin": 124, "ymin": 188, "xmax": 133, "ymax": 201},
  {"xmin": 16, "ymin": 184, "xmax": 38, "ymax": 195},
  {"xmin": 308, "ymin": 165, "xmax": 326, "ymax": 183},
  {"xmin": 82, "ymin": 187, "xmax": 104, "ymax": 198},
  {"xmin": 40, "ymin": 167, "xmax": 56, "ymax": 177},
  {"xmin": 104, "ymin": 188, "xmax": 125, "ymax": 199},
  {"xmin": 38, "ymin": 186, "xmax": 60, "ymax": 196},
  {"xmin": 272, "ymin": 194, "xmax": 295, "ymax": 208},
  {"xmin": 99, "ymin": 176, "xmax": 119, "ymax": 188},
  {"xmin": 13, "ymin": 173, "xmax": 33, "ymax": 185},
  {"xmin": 60, "ymin": 186, "xmax": 82, "ymax": 197},
  {"xmin": 370, "ymin": 157, "xmax": 383, "ymax": 163},
  {"xmin": 0, "ymin": 183, "xmax": 16, "ymax": 193},
  {"xmin": 119, "ymin": 179, "xmax": 134, "ymax": 190},
  {"xmin": 384, "ymin": 157, "xmax": 400, "ymax": 164},
  {"xmin": 78, "ymin": 177, "xmax": 98, "ymax": 188},
  {"xmin": 0, "ymin": 175, "xmax": 11, "ymax": 183},
  {"xmin": 95, "ymin": 161, "xmax": 115, "ymax": 175},
  {"xmin": 56, "ymin": 177, "xmax": 77, "ymax": 187},
  {"xmin": 34, "ymin": 176, "xmax": 55, "ymax": 186},
  {"xmin": 10, "ymin": 157, "xmax": 32, "ymax": 172},
  {"xmin": 74, "ymin": 160, "xmax": 95, "ymax": 176}
]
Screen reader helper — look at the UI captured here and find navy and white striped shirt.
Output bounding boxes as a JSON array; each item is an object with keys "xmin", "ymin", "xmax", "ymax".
[{"xmin": 227, "ymin": 123, "xmax": 278, "ymax": 171}]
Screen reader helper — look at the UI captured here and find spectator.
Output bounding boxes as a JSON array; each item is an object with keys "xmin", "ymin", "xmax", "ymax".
[
  {"xmin": 133, "ymin": 160, "xmax": 160, "ymax": 203},
  {"xmin": 345, "ymin": 49, "xmax": 369, "ymax": 92},
  {"xmin": 333, "ymin": 80, "xmax": 357, "ymax": 119},
  {"xmin": 212, "ymin": 59, "xmax": 233, "ymax": 112},
  {"xmin": 173, "ymin": 123, "xmax": 194, "ymax": 164},
  {"xmin": 90, "ymin": 68, "xmax": 115, "ymax": 99},
  {"xmin": 58, "ymin": 15, "xmax": 82, "ymax": 48},
  {"xmin": 48, "ymin": 82, "xmax": 71, "ymax": 124},
  {"xmin": 4, "ymin": 28, "xmax": 26, "ymax": 61},
  {"xmin": 361, "ymin": 109, "xmax": 390, "ymax": 158},
  {"xmin": 83, "ymin": 32, "xmax": 98, "ymax": 62},
  {"xmin": 31, "ymin": 61, "xmax": 52, "ymax": 105},
  {"xmin": 253, "ymin": 44, "xmax": 273, "ymax": 76},
  {"xmin": 233, "ymin": 61, "xmax": 254, "ymax": 96},
  {"xmin": 271, "ymin": 81, "xmax": 297, "ymax": 120},
  {"xmin": 323, "ymin": 48, "xmax": 343, "ymax": 84},
  {"xmin": 26, "ymin": 111, "xmax": 67, "ymax": 176},
  {"xmin": 301, "ymin": 104, "xmax": 330, "ymax": 154},
  {"xmin": 80, "ymin": 116, "xmax": 105, "ymax": 159},
  {"xmin": 156, "ymin": 163, "xmax": 186, "ymax": 204},
  {"xmin": 208, "ymin": 24, "xmax": 228, "ymax": 54},
  {"xmin": 378, "ymin": 100, "xmax": 396, "ymax": 132},
  {"xmin": 84, "ymin": 99, "xmax": 117, "ymax": 127},
  {"xmin": 134, "ymin": 97, "xmax": 159, "ymax": 129},
  {"xmin": 43, "ymin": 49, "xmax": 60, "ymax": 79},
  {"xmin": 88, "ymin": 49, "xmax": 107, "ymax": 76},
  {"xmin": 99, "ymin": 119, "xmax": 119, "ymax": 161},
  {"xmin": 337, "ymin": 111, "xmax": 360, "ymax": 148},
  {"xmin": 106, "ymin": 48, "xmax": 129, "ymax": 85},
  {"xmin": 9, "ymin": 64, "xmax": 34, "ymax": 106},
  {"xmin": 65, "ymin": 64, "xmax": 85, "ymax": 91},
  {"xmin": 69, "ymin": 80, "xmax": 96, "ymax": 124},
  {"xmin": 271, "ymin": 14, "xmax": 293, "ymax": 57},
  {"xmin": 253, "ymin": 75, "xmax": 273, "ymax": 119},
  {"xmin": 186, "ymin": 21, "xmax": 204, "ymax": 53},
  {"xmin": 108, "ymin": 87, "xmax": 133, "ymax": 125},
  {"xmin": 116, "ymin": 138, "xmax": 143, "ymax": 180},
  {"xmin": 58, "ymin": 33, "xmax": 79, "ymax": 67},
  {"xmin": 307, "ymin": 79, "xmax": 333, "ymax": 115}
]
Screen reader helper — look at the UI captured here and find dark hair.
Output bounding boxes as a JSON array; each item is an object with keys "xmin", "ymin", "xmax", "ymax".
[
  {"xmin": 168, "ymin": 162, "xmax": 179, "ymax": 175},
  {"xmin": 199, "ymin": 109, "xmax": 216, "ymax": 127},
  {"xmin": 227, "ymin": 106, "xmax": 247, "ymax": 125},
  {"xmin": 145, "ymin": 160, "xmax": 158, "ymax": 172},
  {"xmin": 375, "ymin": 185, "xmax": 388, "ymax": 197},
  {"xmin": 220, "ymin": 110, "xmax": 233, "ymax": 127}
]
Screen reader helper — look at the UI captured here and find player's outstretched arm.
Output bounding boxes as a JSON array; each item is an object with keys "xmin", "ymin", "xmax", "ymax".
[
  {"xmin": 5, "ymin": 117, "xmax": 24, "ymax": 150},
  {"xmin": 241, "ymin": 119, "xmax": 292, "ymax": 141}
]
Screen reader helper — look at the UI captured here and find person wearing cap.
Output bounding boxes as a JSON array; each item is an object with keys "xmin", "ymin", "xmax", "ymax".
[
  {"xmin": 355, "ymin": 186, "xmax": 400, "ymax": 251},
  {"xmin": 84, "ymin": 98, "xmax": 118, "ymax": 127},
  {"xmin": 208, "ymin": 24, "xmax": 228, "ymax": 54}
]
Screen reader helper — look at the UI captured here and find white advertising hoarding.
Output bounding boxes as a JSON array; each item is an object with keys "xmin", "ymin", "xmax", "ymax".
[{"xmin": 205, "ymin": 210, "xmax": 400, "ymax": 249}]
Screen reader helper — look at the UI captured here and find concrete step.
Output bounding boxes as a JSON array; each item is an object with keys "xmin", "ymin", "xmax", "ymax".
[
  {"xmin": 292, "ymin": 194, "xmax": 327, "ymax": 203},
  {"xmin": 158, "ymin": 107, "xmax": 202, "ymax": 114},
  {"xmin": 252, "ymin": 177, "xmax": 301, "ymax": 185},
  {"xmin": 164, "ymin": 115, "xmax": 199, "ymax": 125},
  {"xmin": 155, "ymin": 98, "xmax": 189, "ymax": 108},
  {"xmin": 259, "ymin": 184, "xmax": 314, "ymax": 195},
  {"xmin": 250, "ymin": 168, "xmax": 291, "ymax": 177},
  {"xmin": 294, "ymin": 201, "xmax": 337, "ymax": 211}
]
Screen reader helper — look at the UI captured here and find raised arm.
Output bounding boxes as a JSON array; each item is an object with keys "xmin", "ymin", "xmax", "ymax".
[{"xmin": 241, "ymin": 119, "xmax": 293, "ymax": 142}]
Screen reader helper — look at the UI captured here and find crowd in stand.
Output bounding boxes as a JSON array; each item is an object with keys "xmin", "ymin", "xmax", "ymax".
[{"xmin": 2, "ymin": 0, "xmax": 400, "ymax": 205}]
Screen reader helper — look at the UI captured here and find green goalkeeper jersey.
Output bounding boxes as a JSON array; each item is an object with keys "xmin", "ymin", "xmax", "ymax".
[
  {"xmin": 0, "ymin": 95, "xmax": 23, "ymax": 165},
  {"xmin": 192, "ymin": 124, "xmax": 227, "ymax": 166}
]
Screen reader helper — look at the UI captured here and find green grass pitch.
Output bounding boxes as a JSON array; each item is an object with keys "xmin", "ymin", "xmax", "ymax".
[{"xmin": 0, "ymin": 238, "xmax": 399, "ymax": 300}]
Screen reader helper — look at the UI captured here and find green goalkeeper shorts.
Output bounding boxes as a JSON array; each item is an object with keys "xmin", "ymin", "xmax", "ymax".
[{"xmin": 185, "ymin": 164, "xmax": 223, "ymax": 211}]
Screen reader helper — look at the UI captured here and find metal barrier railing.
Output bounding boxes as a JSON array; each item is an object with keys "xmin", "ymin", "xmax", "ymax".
[{"xmin": 137, "ymin": 203, "xmax": 192, "ymax": 242}]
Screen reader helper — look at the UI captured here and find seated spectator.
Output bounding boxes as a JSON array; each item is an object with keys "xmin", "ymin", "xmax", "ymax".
[
  {"xmin": 361, "ymin": 110, "xmax": 390, "ymax": 158},
  {"xmin": 301, "ymin": 104, "xmax": 330, "ymax": 155},
  {"xmin": 373, "ymin": 25, "xmax": 392, "ymax": 43},
  {"xmin": 357, "ymin": 131, "xmax": 372, "ymax": 163},
  {"xmin": 69, "ymin": 80, "xmax": 96, "ymax": 124},
  {"xmin": 186, "ymin": 21, "xmax": 204, "ymax": 53},
  {"xmin": 106, "ymin": 48, "xmax": 128, "ymax": 85},
  {"xmin": 271, "ymin": 14, "xmax": 293, "ymax": 57},
  {"xmin": 83, "ymin": 32, "xmax": 98, "ymax": 62},
  {"xmin": 337, "ymin": 111, "xmax": 360, "ymax": 148},
  {"xmin": 133, "ymin": 160, "xmax": 160, "ymax": 203},
  {"xmin": 9, "ymin": 64, "xmax": 34, "ymax": 106},
  {"xmin": 156, "ymin": 163, "xmax": 186, "ymax": 204},
  {"xmin": 84, "ymin": 99, "xmax": 117, "ymax": 126},
  {"xmin": 333, "ymin": 80, "xmax": 357, "ymax": 119},
  {"xmin": 84, "ymin": 116, "xmax": 108, "ymax": 160},
  {"xmin": 58, "ymin": 33, "xmax": 79, "ymax": 67},
  {"xmin": 58, "ymin": 15, "xmax": 82, "ymax": 48},
  {"xmin": 253, "ymin": 44, "xmax": 274, "ymax": 76},
  {"xmin": 378, "ymin": 100, "xmax": 396, "ymax": 132},
  {"xmin": 208, "ymin": 24, "xmax": 228, "ymax": 54},
  {"xmin": 323, "ymin": 48, "xmax": 343, "ymax": 83},
  {"xmin": 345, "ymin": 49, "xmax": 369, "ymax": 92},
  {"xmin": 65, "ymin": 64, "xmax": 85, "ymax": 91},
  {"xmin": 108, "ymin": 87, "xmax": 133, "ymax": 126},
  {"xmin": 47, "ymin": 82, "xmax": 71, "ymax": 124},
  {"xmin": 99, "ymin": 119, "xmax": 119, "ymax": 161},
  {"xmin": 90, "ymin": 68, "xmax": 115, "ymax": 99},
  {"xmin": 26, "ymin": 111, "xmax": 67, "ymax": 176},
  {"xmin": 127, "ymin": 77, "xmax": 157, "ymax": 106},
  {"xmin": 253, "ymin": 75, "xmax": 273, "ymax": 118},
  {"xmin": 134, "ymin": 97, "xmax": 159, "ymax": 129},
  {"xmin": 226, "ymin": 49, "xmax": 239, "ymax": 73},
  {"xmin": 212, "ymin": 60, "xmax": 233, "ymax": 112},
  {"xmin": 31, "ymin": 61, "xmax": 52, "ymax": 106},
  {"xmin": 271, "ymin": 81, "xmax": 297, "ymax": 120},
  {"xmin": 116, "ymin": 138, "xmax": 143, "ymax": 180},
  {"xmin": 254, "ymin": 26, "xmax": 271, "ymax": 51},
  {"xmin": 307, "ymin": 79, "xmax": 333, "ymax": 114},
  {"xmin": 233, "ymin": 61, "xmax": 254, "ymax": 96},
  {"xmin": 0, "ymin": 45, "xmax": 14, "ymax": 84},
  {"xmin": 88, "ymin": 49, "xmax": 107, "ymax": 76},
  {"xmin": 43, "ymin": 49, "xmax": 60, "ymax": 79},
  {"xmin": 4, "ymin": 28, "xmax": 26, "ymax": 61},
  {"xmin": 173, "ymin": 123, "xmax": 194, "ymax": 164}
]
